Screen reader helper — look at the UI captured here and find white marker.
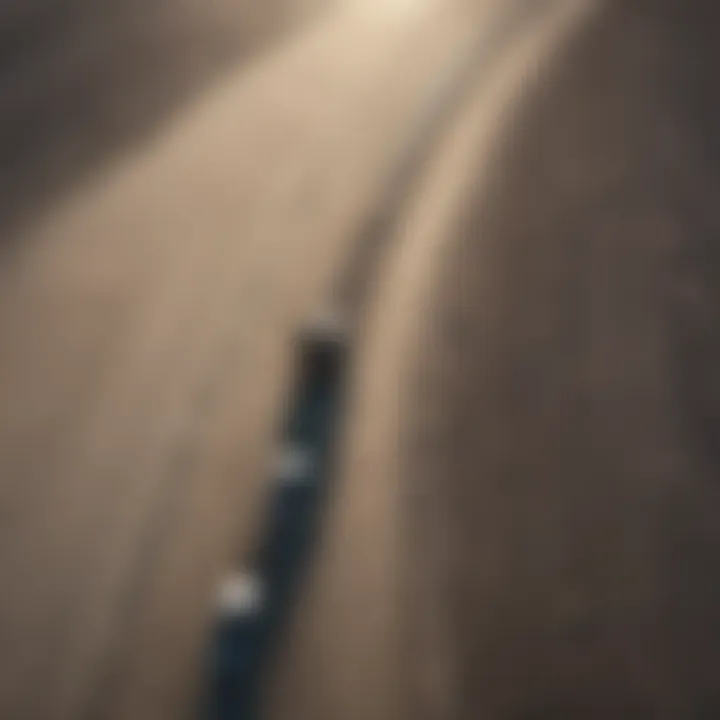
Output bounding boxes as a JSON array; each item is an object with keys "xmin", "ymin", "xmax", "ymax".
[
  {"xmin": 273, "ymin": 445, "xmax": 315, "ymax": 485},
  {"xmin": 216, "ymin": 571, "xmax": 264, "ymax": 618}
]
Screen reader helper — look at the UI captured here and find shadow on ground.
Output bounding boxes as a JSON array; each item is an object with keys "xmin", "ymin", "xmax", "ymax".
[{"xmin": 0, "ymin": 0, "xmax": 324, "ymax": 240}]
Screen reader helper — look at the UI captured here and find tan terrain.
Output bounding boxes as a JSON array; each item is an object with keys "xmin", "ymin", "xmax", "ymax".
[
  {"xmin": 0, "ymin": 1, "xmax": 517, "ymax": 718},
  {"xmin": 2, "ymin": 0, "xmax": 720, "ymax": 718}
]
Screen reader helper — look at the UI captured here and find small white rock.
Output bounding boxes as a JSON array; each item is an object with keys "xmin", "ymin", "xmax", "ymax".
[
  {"xmin": 216, "ymin": 572, "xmax": 264, "ymax": 617},
  {"xmin": 273, "ymin": 445, "xmax": 315, "ymax": 485}
]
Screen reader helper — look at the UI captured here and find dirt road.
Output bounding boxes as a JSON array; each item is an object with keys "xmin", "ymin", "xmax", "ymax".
[
  {"xmin": 0, "ymin": 1, "xmax": 512, "ymax": 718},
  {"xmin": 267, "ymin": 4, "xmax": 598, "ymax": 718},
  {"xmin": 4, "ymin": 1, "xmax": 719, "ymax": 718}
]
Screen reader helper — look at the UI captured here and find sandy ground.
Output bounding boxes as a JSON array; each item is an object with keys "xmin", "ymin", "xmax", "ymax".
[
  {"xmin": 266, "ymin": 4, "xmax": 596, "ymax": 719},
  {"xmin": 4, "ymin": 0, "xmax": 720, "ymax": 718},
  {"xmin": 0, "ymin": 1, "xmax": 509, "ymax": 718}
]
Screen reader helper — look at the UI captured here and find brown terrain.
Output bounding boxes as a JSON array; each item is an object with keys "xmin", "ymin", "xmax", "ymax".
[{"xmin": 1, "ymin": 0, "xmax": 720, "ymax": 719}]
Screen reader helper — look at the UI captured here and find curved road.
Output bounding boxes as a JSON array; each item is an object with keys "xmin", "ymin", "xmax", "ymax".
[
  {"xmin": 3, "ymin": 1, "xmax": 720, "ymax": 719},
  {"xmin": 0, "ymin": 1, "xmax": 511, "ymax": 719}
]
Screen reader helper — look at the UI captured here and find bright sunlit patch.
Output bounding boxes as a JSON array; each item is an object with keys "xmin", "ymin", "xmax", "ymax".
[{"xmin": 350, "ymin": 0, "xmax": 439, "ymax": 21}]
